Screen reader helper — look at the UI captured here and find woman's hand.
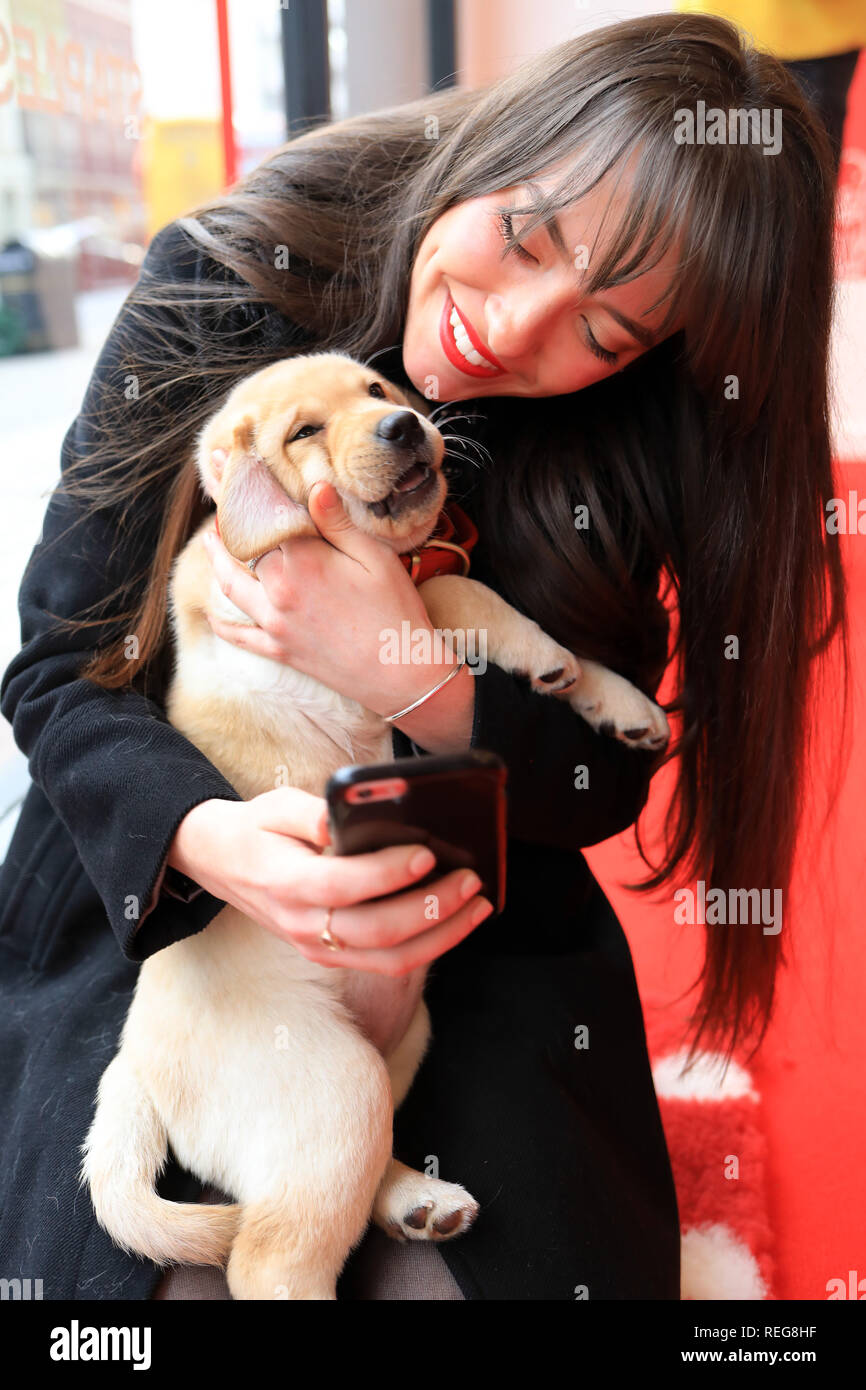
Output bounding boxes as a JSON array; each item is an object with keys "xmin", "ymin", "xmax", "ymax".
[
  {"xmin": 167, "ymin": 789, "xmax": 494, "ymax": 980},
  {"xmin": 203, "ymin": 471, "xmax": 445, "ymax": 718}
]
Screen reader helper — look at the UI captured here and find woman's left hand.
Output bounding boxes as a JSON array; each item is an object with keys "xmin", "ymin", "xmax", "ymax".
[{"xmin": 202, "ymin": 477, "xmax": 440, "ymax": 718}]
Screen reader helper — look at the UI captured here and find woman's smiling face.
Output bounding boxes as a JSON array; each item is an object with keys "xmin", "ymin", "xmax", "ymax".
[{"xmin": 402, "ymin": 165, "xmax": 682, "ymax": 402}]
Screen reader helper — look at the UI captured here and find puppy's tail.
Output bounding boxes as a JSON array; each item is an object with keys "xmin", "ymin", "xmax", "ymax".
[{"xmin": 81, "ymin": 1053, "xmax": 241, "ymax": 1268}]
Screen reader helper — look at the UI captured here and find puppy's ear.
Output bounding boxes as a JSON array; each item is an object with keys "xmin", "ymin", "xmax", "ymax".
[{"xmin": 209, "ymin": 414, "xmax": 316, "ymax": 563}]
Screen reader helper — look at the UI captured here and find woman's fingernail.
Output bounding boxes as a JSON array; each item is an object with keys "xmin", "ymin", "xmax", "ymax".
[
  {"xmin": 460, "ymin": 871, "xmax": 482, "ymax": 901},
  {"xmin": 317, "ymin": 482, "xmax": 338, "ymax": 509},
  {"xmin": 471, "ymin": 897, "xmax": 493, "ymax": 926},
  {"xmin": 409, "ymin": 848, "xmax": 436, "ymax": 876}
]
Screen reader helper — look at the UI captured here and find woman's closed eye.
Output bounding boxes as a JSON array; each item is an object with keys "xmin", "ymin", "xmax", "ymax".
[
  {"xmin": 581, "ymin": 318, "xmax": 618, "ymax": 366},
  {"xmin": 497, "ymin": 211, "xmax": 538, "ymax": 265},
  {"xmin": 497, "ymin": 210, "xmax": 619, "ymax": 366}
]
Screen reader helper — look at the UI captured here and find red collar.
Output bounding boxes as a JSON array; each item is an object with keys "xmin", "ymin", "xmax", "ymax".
[
  {"xmin": 398, "ymin": 500, "xmax": 478, "ymax": 585},
  {"xmin": 215, "ymin": 501, "xmax": 478, "ymax": 584}
]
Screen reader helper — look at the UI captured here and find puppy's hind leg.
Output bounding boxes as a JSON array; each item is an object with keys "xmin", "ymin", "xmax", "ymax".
[
  {"xmin": 372, "ymin": 1000, "xmax": 480, "ymax": 1246},
  {"xmin": 225, "ymin": 1024, "xmax": 394, "ymax": 1301},
  {"xmin": 227, "ymin": 1195, "xmax": 359, "ymax": 1301},
  {"xmin": 372, "ymin": 1160, "xmax": 479, "ymax": 1245}
]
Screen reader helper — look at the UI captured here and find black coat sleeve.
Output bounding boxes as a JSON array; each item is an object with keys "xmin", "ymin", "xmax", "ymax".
[
  {"xmin": 470, "ymin": 661, "xmax": 661, "ymax": 848},
  {"xmin": 0, "ymin": 223, "xmax": 304, "ymax": 964},
  {"xmin": 1, "ymin": 213, "xmax": 661, "ymax": 978},
  {"xmin": 394, "ymin": 471, "xmax": 668, "ymax": 852},
  {"xmin": 397, "ymin": 659, "xmax": 662, "ymax": 853}
]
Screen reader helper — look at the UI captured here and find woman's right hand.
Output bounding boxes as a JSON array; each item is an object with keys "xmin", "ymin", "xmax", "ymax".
[{"xmin": 166, "ymin": 788, "xmax": 494, "ymax": 977}]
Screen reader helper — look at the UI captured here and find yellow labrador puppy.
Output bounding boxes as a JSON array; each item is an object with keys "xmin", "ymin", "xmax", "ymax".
[{"xmin": 82, "ymin": 352, "xmax": 668, "ymax": 1300}]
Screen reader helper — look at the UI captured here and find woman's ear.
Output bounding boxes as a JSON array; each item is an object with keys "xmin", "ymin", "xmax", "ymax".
[{"xmin": 213, "ymin": 413, "xmax": 315, "ymax": 563}]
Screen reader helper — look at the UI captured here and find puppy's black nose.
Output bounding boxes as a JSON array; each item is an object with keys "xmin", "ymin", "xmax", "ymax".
[{"xmin": 375, "ymin": 410, "xmax": 423, "ymax": 448}]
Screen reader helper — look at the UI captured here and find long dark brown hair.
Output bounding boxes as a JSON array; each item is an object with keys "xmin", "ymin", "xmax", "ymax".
[{"xmin": 50, "ymin": 13, "xmax": 849, "ymax": 1062}]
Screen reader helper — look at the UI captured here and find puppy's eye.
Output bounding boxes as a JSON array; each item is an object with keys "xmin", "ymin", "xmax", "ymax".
[
  {"xmin": 368, "ymin": 382, "xmax": 386, "ymax": 399},
  {"xmin": 290, "ymin": 424, "xmax": 321, "ymax": 442}
]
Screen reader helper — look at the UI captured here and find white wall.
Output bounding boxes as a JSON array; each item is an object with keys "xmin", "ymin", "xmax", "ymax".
[
  {"xmin": 457, "ymin": 0, "xmax": 674, "ymax": 86},
  {"xmin": 341, "ymin": 0, "xmax": 429, "ymax": 116}
]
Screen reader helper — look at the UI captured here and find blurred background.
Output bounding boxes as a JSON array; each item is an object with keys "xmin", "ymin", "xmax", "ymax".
[{"xmin": 0, "ymin": 0, "xmax": 864, "ymax": 1302}]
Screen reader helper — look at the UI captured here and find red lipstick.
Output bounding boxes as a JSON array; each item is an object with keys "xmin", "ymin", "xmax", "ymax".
[{"xmin": 439, "ymin": 291, "xmax": 505, "ymax": 378}]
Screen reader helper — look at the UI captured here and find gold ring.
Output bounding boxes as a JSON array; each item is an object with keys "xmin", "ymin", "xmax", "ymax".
[{"xmin": 320, "ymin": 908, "xmax": 345, "ymax": 952}]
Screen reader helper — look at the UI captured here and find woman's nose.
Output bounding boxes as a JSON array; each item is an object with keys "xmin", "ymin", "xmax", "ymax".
[{"xmin": 485, "ymin": 285, "xmax": 571, "ymax": 362}]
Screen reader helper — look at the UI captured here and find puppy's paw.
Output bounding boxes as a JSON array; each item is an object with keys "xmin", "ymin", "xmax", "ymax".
[
  {"xmin": 570, "ymin": 662, "xmax": 670, "ymax": 751},
  {"xmin": 529, "ymin": 648, "xmax": 582, "ymax": 697},
  {"xmin": 373, "ymin": 1172, "xmax": 479, "ymax": 1243}
]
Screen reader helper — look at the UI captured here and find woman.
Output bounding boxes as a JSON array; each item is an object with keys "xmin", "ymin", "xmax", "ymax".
[{"xmin": 0, "ymin": 15, "xmax": 848, "ymax": 1301}]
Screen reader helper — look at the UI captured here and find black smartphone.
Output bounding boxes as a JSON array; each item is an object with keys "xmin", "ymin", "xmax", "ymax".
[{"xmin": 325, "ymin": 750, "xmax": 507, "ymax": 914}]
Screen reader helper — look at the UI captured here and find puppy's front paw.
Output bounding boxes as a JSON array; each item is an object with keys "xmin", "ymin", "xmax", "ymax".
[
  {"xmin": 570, "ymin": 662, "xmax": 670, "ymax": 750},
  {"xmin": 529, "ymin": 649, "xmax": 582, "ymax": 697},
  {"xmin": 374, "ymin": 1171, "xmax": 479, "ymax": 1243}
]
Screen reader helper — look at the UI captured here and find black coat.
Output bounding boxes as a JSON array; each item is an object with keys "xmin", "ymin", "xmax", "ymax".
[{"xmin": 0, "ymin": 224, "xmax": 680, "ymax": 1301}]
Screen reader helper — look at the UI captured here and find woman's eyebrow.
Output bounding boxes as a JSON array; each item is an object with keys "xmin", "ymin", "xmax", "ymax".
[
  {"xmin": 596, "ymin": 302, "xmax": 657, "ymax": 349},
  {"xmin": 522, "ymin": 181, "xmax": 656, "ymax": 348},
  {"xmin": 523, "ymin": 180, "xmax": 572, "ymax": 260},
  {"xmin": 521, "ymin": 181, "xmax": 658, "ymax": 349}
]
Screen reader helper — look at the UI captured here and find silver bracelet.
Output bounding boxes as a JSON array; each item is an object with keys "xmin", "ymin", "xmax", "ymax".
[{"xmin": 382, "ymin": 658, "xmax": 467, "ymax": 723}]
